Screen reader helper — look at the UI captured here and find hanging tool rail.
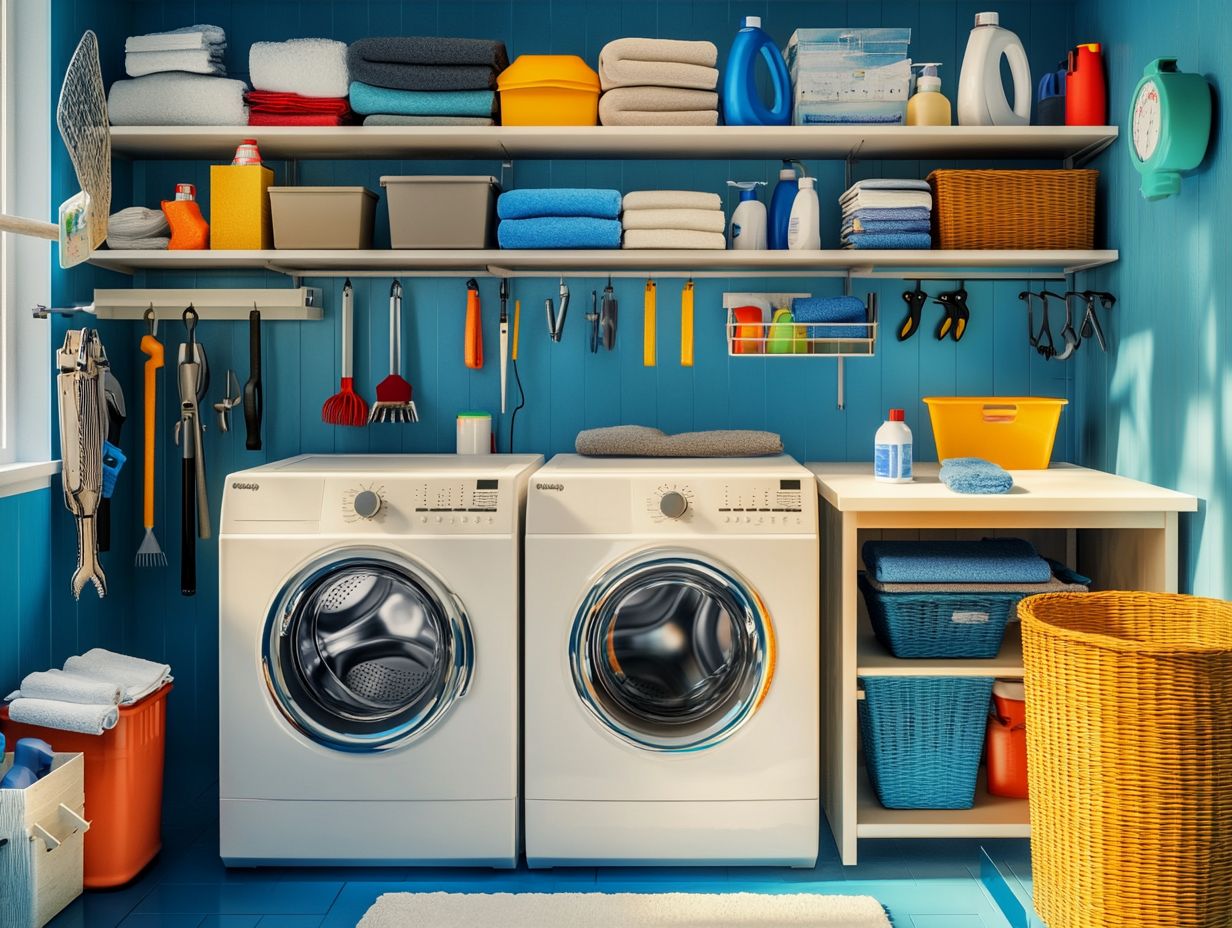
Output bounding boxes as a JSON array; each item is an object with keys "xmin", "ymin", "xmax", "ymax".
[{"xmin": 32, "ymin": 287, "xmax": 324, "ymax": 321}]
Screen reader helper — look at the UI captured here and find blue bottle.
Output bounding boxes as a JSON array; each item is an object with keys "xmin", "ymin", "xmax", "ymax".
[
  {"xmin": 722, "ymin": 16, "xmax": 792, "ymax": 126},
  {"xmin": 1, "ymin": 738, "xmax": 54, "ymax": 789},
  {"xmin": 768, "ymin": 161, "xmax": 801, "ymax": 249}
]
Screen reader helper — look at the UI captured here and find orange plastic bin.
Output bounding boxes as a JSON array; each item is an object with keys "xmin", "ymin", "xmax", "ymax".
[{"xmin": 1, "ymin": 684, "xmax": 170, "ymax": 888}]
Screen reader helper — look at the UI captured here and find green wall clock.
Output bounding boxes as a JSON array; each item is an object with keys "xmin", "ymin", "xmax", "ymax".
[{"xmin": 1129, "ymin": 58, "xmax": 1212, "ymax": 200}]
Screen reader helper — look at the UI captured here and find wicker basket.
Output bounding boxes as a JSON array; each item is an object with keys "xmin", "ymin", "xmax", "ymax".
[
  {"xmin": 1020, "ymin": 592, "xmax": 1232, "ymax": 928},
  {"xmin": 858, "ymin": 573, "xmax": 1021, "ymax": 658},
  {"xmin": 928, "ymin": 169, "xmax": 1097, "ymax": 249},
  {"xmin": 858, "ymin": 676, "xmax": 994, "ymax": 809}
]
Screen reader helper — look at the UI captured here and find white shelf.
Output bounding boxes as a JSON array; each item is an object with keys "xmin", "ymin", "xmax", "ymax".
[
  {"xmin": 88, "ymin": 248, "xmax": 1119, "ymax": 278},
  {"xmin": 857, "ymin": 771, "xmax": 1030, "ymax": 839},
  {"xmin": 107, "ymin": 124, "xmax": 1118, "ymax": 163},
  {"xmin": 857, "ymin": 620, "xmax": 1024, "ymax": 678},
  {"xmin": 91, "ymin": 286, "xmax": 323, "ymax": 321}
]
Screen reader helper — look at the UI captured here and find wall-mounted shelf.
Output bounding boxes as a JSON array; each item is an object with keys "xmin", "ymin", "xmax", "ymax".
[
  {"xmin": 108, "ymin": 124, "xmax": 1119, "ymax": 164},
  {"xmin": 856, "ymin": 772, "xmax": 1030, "ymax": 839}
]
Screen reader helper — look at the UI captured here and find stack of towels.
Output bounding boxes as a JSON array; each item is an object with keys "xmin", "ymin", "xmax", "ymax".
[
  {"xmin": 839, "ymin": 179, "xmax": 933, "ymax": 249},
  {"xmin": 621, "ymin": 191, "xmax": 725, "ymax": 250},
  {"xmin": 791, "ymin": 295, "xmax": 869, "ymax": 339},
  {"xmin": 5, "ymin": 648, "xmax": 173, "ymax": 736},
  {"xmin": 347, "ymin": 37, "xmax": 507, "ymax": 126},
  {"xmin": 247, "ymin": 39, "xmax": 352, "ymax": 125},
  {"xmin": 861, "ymin": 539, "xmax": 1083, "ymax": 589},
  {"xmin": 497, "ymin": 189, "xmax": 622, "ymax": 250},
  {"xmin": 598, "ymin": 38, "xmax": 719, "ymax": 126},
  {"xmin": 109, "ymin": 24, "xmax": 247, "ymax": 126},
  {"xmin": 106, "ymin": 207, "xmax": 170, "ymax": 250}
]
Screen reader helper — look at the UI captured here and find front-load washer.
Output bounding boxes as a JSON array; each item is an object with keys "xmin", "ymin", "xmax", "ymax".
[
  {"xmin": 219, "ymin": 453, "xmax": 542, "ymax": 867},
  {"xmin": 523, "ymin": 454, "xmax": 820, "ymax": 867}
]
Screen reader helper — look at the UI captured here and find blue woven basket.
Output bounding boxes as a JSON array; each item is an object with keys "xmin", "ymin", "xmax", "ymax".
[
  {"xmin": 859, "ymin": 675, "xmax": 995, "ymax": 809},
  {"xmin": 858, "ymin": 573, "xmax": 1022, "ymax": 658}
]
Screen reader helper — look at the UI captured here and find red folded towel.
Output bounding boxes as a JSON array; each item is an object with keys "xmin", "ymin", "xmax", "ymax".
[
  {"xmin": 245, "ymin": 90, "xmax": 352, "ymax": 116},
  {"xmin": 248, "ymin": 112, "xmax": 347, "ymax": 126}
]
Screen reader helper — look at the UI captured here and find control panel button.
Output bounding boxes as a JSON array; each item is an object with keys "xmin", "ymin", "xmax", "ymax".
[
  {"xmin": 659, "ymin": 491, "xmax": 689, "ymax": 519},
  {"xmin": 352, "ymin": 489, "xmax": 383, "ymax": 520}
]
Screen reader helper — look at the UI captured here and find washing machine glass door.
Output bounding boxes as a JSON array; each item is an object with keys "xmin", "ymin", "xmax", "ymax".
[
  {"xmin": 571, "ymin": 549, "xmax": 774, "ymax": 752},
  {"xmin": 264, "ymin": 549, "xmax": 473, "ymax": 752}
]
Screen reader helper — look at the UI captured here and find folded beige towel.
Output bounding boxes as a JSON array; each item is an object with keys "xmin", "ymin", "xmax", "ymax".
[
  {"xmin": 576, "ymin": 425, "xmax": 784, "ymax": 457},
  {"xmin": 623, "ymin": 229, "xmax": 726, "ymax": 250},
  {"xmin": 599, "ymin": 38, "xmax": 719, "ymax": 90},
  {"xmin": 623, "ymin": 190, "xmax": 722, "ymax": 212},
  {"xmin": 599, "ymin": 86, "xmax": 718, "ymax": 126},
  {"xmin": 622, "ymin": 208, "xmax": 725, "ymax": 233}
]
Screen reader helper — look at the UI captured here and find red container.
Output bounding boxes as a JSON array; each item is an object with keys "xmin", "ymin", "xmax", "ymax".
[
  {"xmin": 1, "ymin": 684, "xmax": 170, "ymax": 887},
  {"xmin": 986, "ymin": 680, "xmax": 1028, "ymax": 798},
  {"xmin": 1066, "ymin": 43, "xmax": 1107, "ymax": 126}
]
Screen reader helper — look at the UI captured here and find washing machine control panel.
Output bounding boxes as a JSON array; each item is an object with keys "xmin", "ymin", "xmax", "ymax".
[
  {"xmin": 326, "ymin": 477, "xmax": 512, "ymax": 533},
  {"xmin": 638, "ymin": 478, "xmax": 810, "ymax": 532}
]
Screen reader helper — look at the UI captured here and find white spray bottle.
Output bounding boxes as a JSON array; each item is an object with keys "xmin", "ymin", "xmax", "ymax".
[{"xmin": 727, "ymin": 181, "xmax": 767, "ymax": 250}]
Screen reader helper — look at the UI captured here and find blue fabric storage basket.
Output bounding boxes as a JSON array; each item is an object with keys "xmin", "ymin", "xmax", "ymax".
[
  {"xmin": 858, "ymin": 573, "xmax": 1022, "ymax": 658},
  {"xmin": 859, "ymin": 675, "xmax": 995, "ymax": 809}
]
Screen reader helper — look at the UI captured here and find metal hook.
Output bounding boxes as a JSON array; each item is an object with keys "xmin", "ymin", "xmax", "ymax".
[{"xmin": 144, "ymin": 304, "xmax": 157, "ymax": 336}]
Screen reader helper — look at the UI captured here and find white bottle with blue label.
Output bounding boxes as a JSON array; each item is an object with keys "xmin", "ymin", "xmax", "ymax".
[{"xmin": 874, "ymin": 408, "xmax": 913, "ymax": 482}]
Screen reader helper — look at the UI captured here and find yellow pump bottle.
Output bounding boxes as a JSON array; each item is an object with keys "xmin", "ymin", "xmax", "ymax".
[{"xmin": 907, "ymin": 64, "xmax": 952, "ymax": 126}]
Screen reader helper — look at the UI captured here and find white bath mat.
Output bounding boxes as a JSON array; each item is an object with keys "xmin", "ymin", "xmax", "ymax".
[{"xmin": 358, "ymin": 891, "xmax": 892, "ymax": 927}]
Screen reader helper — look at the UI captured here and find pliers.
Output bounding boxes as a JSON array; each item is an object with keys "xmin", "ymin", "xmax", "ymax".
[
  {"xmin": 1081, "ymin": 290, "xmax": 1113, "ymax": 351},
  {"xmin": 934, "ymin": 282, "xmax": 970, "ymax": 342}
]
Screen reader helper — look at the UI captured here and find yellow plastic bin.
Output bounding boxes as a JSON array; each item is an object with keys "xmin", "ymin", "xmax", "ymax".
[
  {"xmin": 498, "ymin": 55, "xmax": 599, "ymax": 126},
  {"xmin": 923, "ymin": 396, "xmax": 1067, "ymax": 469}
]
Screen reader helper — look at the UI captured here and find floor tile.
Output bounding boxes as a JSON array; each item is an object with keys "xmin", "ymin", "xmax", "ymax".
[
  {"xmin": 318, "ymin": 884, "xmax": 408, "ymax": 928},
  {"xmin": 255, "ymin": 918, "xmax": 324, "ymax": 928},
  {"xmin": 913, "ymin": 916, "xmax": 987, "ymax": 927},
  {"xmin": 117, "ymin": 918, "xmax": 205, "ymax": 928},
  {"xmin": 133, "ymin": 883, "xmax": 343, "ymax": 916},
  {"xmin": 200, "ymin": 917, "xmax": 262, "ymax": 928}
]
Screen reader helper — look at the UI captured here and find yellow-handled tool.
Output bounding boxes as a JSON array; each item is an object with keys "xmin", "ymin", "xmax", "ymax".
[
  {"xmin": 135, "ymin": 309, "xmax": 166, "ymax": 567},
  {"xmin": 680, "ymin": 280, "xmax": 694, "ymax": 367},
  {"xmin": 643, "ymin": 279, "xmax": 657, "ymax": 367}
]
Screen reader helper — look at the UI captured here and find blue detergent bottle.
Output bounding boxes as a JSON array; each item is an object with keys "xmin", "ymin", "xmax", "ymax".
[
  {"xmin": 768, "ymin": 161, "xmax": 801, "ymax": 249},
  {"xmin": 1, "ymin": 737, "xmax": 54, "ymax": 789},
  {"xmin": 723, "ymin": 16, "xmax": 792, "ymax": 126}
]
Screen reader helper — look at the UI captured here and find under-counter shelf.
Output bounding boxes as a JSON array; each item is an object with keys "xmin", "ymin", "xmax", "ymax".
[
  {"xmin": 857, "ymin": 621, "xmax": 1024, "ymax": 678},
  {"xmin": 856, "ymin": 770, "xmax": 1030, "ymax": 839}
]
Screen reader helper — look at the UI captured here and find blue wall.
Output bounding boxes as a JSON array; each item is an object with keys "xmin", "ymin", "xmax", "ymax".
[
  {"xmin": 1072, "ymin": 0, "xmax": 1230, "ymax": 597},
  {"xmin": 18, "ymin": 0, "xmax": 1083, "ymax": 798}
]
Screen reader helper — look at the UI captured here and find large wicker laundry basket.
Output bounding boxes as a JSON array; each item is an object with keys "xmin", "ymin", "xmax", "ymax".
[{"xmin": 1020, "ymin": 591, "xmax": 1232, "ymax": 928}]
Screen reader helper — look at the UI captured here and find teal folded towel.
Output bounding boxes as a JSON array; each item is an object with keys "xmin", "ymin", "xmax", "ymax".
[
  {"xmin": 791, "ymin": 295, "xmax": 867, "ymax": 339},
  {"xmin": 497, "ymin": 188, "xmax": 622, "ymax": 221},
  {"xmin": 862, "ymin": 538, "xmax": 1052, "ymax": 583},
  {"xmin": 844, "ymin": 231, "xmax": 932, "ymax": 250},
  {"xmin": 348, "ymin": 81, "xmax": 496, "ymax": 116},
  {"xmin": 841, "ymin": 219, "xmax": 932, "ymax": 234},
  {"xmin": 497, "ymin": 217, "xmax": 622, "ymax": 249},
  {"xmin": 940, "ymin": 457, "xmax": 1014, "ymax": 495}
]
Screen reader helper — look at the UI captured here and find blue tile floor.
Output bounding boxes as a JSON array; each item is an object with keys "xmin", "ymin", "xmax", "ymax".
[{"xmin": 50, "ymin": 781, "xmax": 1033, "ymax": 928}]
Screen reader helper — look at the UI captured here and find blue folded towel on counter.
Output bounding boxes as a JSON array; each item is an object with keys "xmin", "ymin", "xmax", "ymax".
[
  {"xmin": 497, "ymin": 217, "xmax": 622, "ymax": 249},
  {"xmin": 497, "ymin": 188, "xmax": 623, "ymax": 220},
  {"xmin": 842, "ymin": 219, "xmax": 932, "ymax": 234},
  {"xmin": 348, "ymin": 81, "xmax": 496, "ymax": 116},
  {"xmin": 846, "ymin": 207, "xmax": 931, "ymax": 222},
  {"xmin": 862, "ymin": 538, "xmax": 1053, "ymax": 584},
  {"xmin": 940, "ymin": 457, "xmax": 1014, "ymax": 494},
  {"xmin": 790, "ymin": 295, "xmax": 868, "ymax": 339},
  {"xmin": 844, "ymin": 231, "xmax": 932, "ymax": 250}
]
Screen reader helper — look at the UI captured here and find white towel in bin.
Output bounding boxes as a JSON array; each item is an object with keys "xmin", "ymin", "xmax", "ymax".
[
  {"xmin": 10, "ymin": 669, "xmax": 121, "ymax": 706},
  {"xmin": 63, "ymin": 648, "xmax": 171, "ymax": 705},
  {"xmin": 8, "ymin": 698, "xmax": 119, "ymax": 735}
]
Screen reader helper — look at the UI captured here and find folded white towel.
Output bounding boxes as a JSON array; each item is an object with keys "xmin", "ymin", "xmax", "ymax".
[
  {"xmin": 10, "ymin": 670, "xmax": 121, "ymax": 706},
  {"xmin": 839, "ymin": 189, "xmax": 933, "ymax": 212},
  {"xmin": 126, "ymin": 24, "xmax": 226, "ymax": 54},
  {"xmin": 108, "ymin": 74, "xmax": 248, "ymax": 126},
  {"xmin": 622, "ymin": 208, "xmax": 725, "ymax": 234},
  {"xmin": 126, "ymin": 48, "xmax": 225, "ymax": 78},
  {"xmin": 599, "ymin": 38, "xmax": 719, "ymax": 90},
  {"xmin": 250, "ymin": 38, "xmax": 349, "ymax": 99},
  {"xmin": 8, "ymin": 698, "xmax": 119, "ymax": 735},
  {"xmin": 599, "ymin": 86, "xmax": 719, "ymax": 126},
  {"xmin": 622, "ymin": 190, "xmax": 722, "ymax": 212},
  {"xmin": 64, "ymin": 648, "xmax": 171, "ymax": 705},
  {"xmin": 623, "ymin": 228, "xmax": 726, "ymax": 250}
]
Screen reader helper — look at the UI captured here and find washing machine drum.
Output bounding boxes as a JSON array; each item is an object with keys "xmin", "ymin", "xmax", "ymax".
[
  {"xmin": 571, "ymin": 550, "xmax": 774, "ymax": 752},
  {"xmin": 264, "ymin": 551, "xmax": 473, "ymax": 752}
]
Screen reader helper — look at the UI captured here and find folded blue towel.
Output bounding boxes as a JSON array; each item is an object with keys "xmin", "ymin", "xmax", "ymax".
[
  {"xmin": 497, "ymin": 188, "xmax": 622, "ymax": 221},
  {"xmin": 348, "ymin": 81, "xmax": 496, "ymax": 116},
  {"xmin": 862, "ymin": 539, "xmax": 1052, "ymax": 584},
  {"xmin": 844, "ymin": 231, "xmax": 932, "ymax": 250},
  {"xmin": 845, "ymin": 207, "xmax": 931, "ymax": 222},
  {"xmin": 842, "ymin": 219, "xmax": 932, "ymax": 234},
  {"xmin": 940, "ymin": 457, "xmax": 1014, "ymax": 495},
  {"xmin": 497, "ymin": 217, "xmax": 622, "ymax": 249},
  {"xmin": 791, "ymin": 295, "xmax": 867, "ymax": 339}
]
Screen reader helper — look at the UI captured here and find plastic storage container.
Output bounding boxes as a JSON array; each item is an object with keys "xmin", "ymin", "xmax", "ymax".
[
  {"xmin": 986, "ymin": 679, "xmax": 1028, "ymax": 798},
  {"xmin": 923, "ymin": 396, "xmax": 1067, "ymax": 469},
  {"xmin": 209, "ymin": 164, "xmax": 274, "ymax": 250},
  {"xmin": 1, "ymin": 685, "xmax": 169, "ymax": 888},
  {"xmin": 859, "ymin": 675, "xmax": 994, "ymax": 809},
  {"xmin": 858, "ymin": 573, "xmax": 1022, "ymax": 658},
  {"xmin": 380, "ymin": 176, "xmax": 499, "ymax": 249},
  {"xmin": 927, "ymin": 169, "xmax": 1097, "ymax": 250},
  {"xmin": 786, "ymin": 27, "xmax": 912, "ymax": 125},
  {"xmin": 498, "ymin": 55, "xmax": 599, "ymax": 126},
  {"xmin": 268, "ymin": 186, "xmax": 378, "ymax": 249}
]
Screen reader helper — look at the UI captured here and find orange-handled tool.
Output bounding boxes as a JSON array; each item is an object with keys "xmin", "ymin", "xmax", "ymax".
[
  {"xmin": 465, "ymin": 278, "xmax": 483, "ymax": 369},
  {"xmin": 135, "ymin": 309, "xmax": 167, "ymax": 567}
]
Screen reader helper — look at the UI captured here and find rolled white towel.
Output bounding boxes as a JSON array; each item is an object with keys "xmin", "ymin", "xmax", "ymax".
[
  {"xmin": 108, "ymin": 74, "xmax": 248, "ymax": 126},
  {"xmin": 11, "ymin": 669, "xmax": 121, "ymax": 706},
  {"xmin": 64, "ymin": 648, "xmax": 171, "ymax": 705},
  {"xmin": 622, "ymin": 190, "xmax": 722, "ymax": 212},
  {"xmin": 8, "ymin": 698, "xmax": 119, "ymax": 735},
  {"xmin": 125, "ymin": 24, "xmax": 226, "ymax": 54},
  {"xmin": 108, "ymin": 206, "xmax": 170, "ymax": 240},
  {"xmin": 622, "ymin": 208, "xmax": 725, "ymax": 234},
  {"xmin": 249, "ymin": 38, "xmax": 349, "ymax": 99},
  {"xmin": 126, "ymin": 48, "xmax": 225, "ymax": 78}
]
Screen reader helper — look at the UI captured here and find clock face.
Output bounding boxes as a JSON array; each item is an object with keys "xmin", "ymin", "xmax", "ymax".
[{"xmin": 1133, "ymin": 79, "xmax": 1162, "ymax": 161}]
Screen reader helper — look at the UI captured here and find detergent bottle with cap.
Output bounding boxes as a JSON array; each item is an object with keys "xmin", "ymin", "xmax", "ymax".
[
  {"xmin": 1066, "ymin": 43, "xmax": 1106, "ymax": 125},
  {"xmin": 957, "ymin": 12, "xmax": 1032, "ymax": 126},
  {"xmin": 874, "ymin": 409, "xmax": 913, "ymax": 483},
  {"xmin": 786, "ymin": 176, "xmax": 820, "ymax": 250},
  {"xmin": 723, "ymin": 16, "xmax": 792, "ymax": 126},
  {"xmin": 727, "ymin": 181, "xmax": 767, "ymax": 250},
  {"xmin": 0, "ymin": 738, "xmax": 54, "ymax": 789},
  {"xmin": 768, "ymin": 161, "xmax": 801, "ymax": 249},
  {"xmin": 907, "ymin": 64, "xmax": 952, "ymax": 126}
]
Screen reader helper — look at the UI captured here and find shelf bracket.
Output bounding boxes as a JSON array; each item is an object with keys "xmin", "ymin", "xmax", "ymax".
[{"xmin": 1065, "ymin": 134, "xmax": 1116, "ymax": 169}]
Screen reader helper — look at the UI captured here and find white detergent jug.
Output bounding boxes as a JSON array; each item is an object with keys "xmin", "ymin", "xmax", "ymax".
[{"xmin": 957, "ymin": 12, "xmax": 1032, "ymax": 126}]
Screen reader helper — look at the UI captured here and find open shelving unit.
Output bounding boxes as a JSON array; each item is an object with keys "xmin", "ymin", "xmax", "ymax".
[{"xmin": 857, "ymin": 772, "xmax": 1030, "ymax": 839}]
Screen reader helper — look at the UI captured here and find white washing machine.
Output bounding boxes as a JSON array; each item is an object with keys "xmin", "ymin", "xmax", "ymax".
[
  {"xmin": 218, "ymin": 453, "xmax": 542, "ymax": 867},
  {"xmin": 523, "ymin": 454, "xmax": 820, "ymax": 867}
]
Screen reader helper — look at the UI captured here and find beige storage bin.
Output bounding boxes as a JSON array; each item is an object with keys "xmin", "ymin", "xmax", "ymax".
[
  {"xmin": 268, "ymin": 186, "xmax": 378, "ymax": 249},
  {"xmin": 0, "ymin": 752, "xmax": 90, "ymax": 928},
  {"xmin": 380, "ymin": 176, "xmax": 500, "ymax": 249}
]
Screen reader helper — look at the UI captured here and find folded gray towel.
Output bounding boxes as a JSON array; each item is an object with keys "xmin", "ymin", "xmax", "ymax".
[
  {"xmin": 599, "ymin": 38, "xmax": 719, "ymax": 90},
  {"xmin": 348, "ymin": 36, "xmax": 508, "ymax": 91},
  {"xmin": 576, "ymin": 425, "xmax": 783, "ymax": 457},
  {"xmin": 599, "ymin": 87, "xmax": 719, "ymax": 126},
  {"xmin": 362, "ymin": 114, "xmax": 495, "ymax": 126}
]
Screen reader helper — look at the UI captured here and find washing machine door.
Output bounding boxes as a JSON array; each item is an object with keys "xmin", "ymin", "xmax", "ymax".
[
  {"xmin": 570, "ymin": 549, "xmax": 775, "ymax": 752},
  {"xmin": 263, "ymin": 548, "xmax": 473, "ymax": 752}
]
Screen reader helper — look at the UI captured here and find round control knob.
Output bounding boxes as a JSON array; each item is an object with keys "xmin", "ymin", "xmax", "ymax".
[
  {"xmin": 352, "ymin": 489, "xmax": 383, "ymax": 520},
  {"xmin": 659, "ymin": 491, "xmax": 689, "ymax": 519}
]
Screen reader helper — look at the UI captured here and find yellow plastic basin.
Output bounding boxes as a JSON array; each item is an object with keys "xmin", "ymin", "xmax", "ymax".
[
  {"xmin": 923, "ymin": 396, "xmax": 1067, "ymax": 469},
  {"xmin": 498, "ymin": 55, "xmax": 600, "ymax": 126}
]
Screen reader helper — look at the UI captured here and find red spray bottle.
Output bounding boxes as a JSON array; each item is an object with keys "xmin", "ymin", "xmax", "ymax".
[{"xmin": 1066, "ymin": 43, "xmax": 1107, "ymax": 125}]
